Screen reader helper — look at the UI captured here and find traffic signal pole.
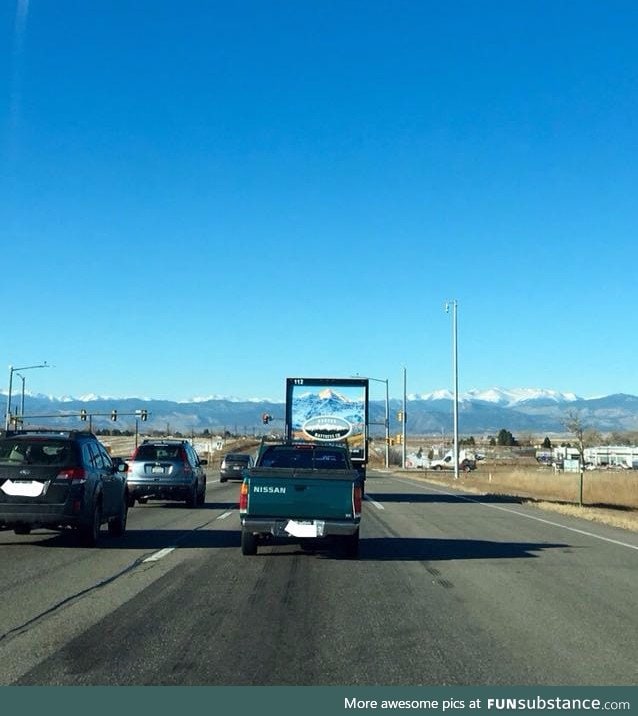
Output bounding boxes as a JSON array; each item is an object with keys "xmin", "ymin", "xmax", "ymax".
[{"xmin": 12, "ymin": 409, "xmax": 150, "ymax": 431}]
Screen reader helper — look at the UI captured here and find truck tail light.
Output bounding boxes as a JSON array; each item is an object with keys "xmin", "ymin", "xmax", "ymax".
[
  {"xmin": 353, "ymin": 484, "xmax": 362, "ymax": 515},
  {"xmin": 239, "ymin": 482, "xmax": 249, "ymax": 512}
]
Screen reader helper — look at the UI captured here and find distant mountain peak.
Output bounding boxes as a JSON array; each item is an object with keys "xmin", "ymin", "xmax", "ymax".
[{"xmin": 409, "ymin": 387, "xmax": 581, "ymax": 406}]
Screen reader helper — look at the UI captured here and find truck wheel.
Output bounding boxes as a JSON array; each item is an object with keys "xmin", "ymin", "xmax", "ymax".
[
  {"xmin": 241, "ymin": 531, "xmax": 258, "ymax": 556},
  {"xmin": 341, "ymin": 529, "xmax": 359, "ymax": 559}
]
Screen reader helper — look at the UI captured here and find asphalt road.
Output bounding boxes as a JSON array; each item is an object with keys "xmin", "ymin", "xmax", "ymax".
[{"xmin": 1, "ymin": 470, "xmax": 637, "ymax": 685}]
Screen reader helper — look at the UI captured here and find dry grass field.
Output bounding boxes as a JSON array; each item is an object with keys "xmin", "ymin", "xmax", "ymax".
[{"xmin": 405, "ymin": 463, "xmax": 638, "ymax": 533}]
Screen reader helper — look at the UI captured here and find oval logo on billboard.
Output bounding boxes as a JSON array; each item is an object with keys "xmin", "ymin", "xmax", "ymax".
[{"xmin": 302, "ymin": 416, "xmax": 352, "ymax": 441}]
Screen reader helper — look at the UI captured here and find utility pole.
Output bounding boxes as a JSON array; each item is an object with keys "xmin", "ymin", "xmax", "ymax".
[
  {"xmin": 402, "ymin": 366, "xmax": 407, "ymax": 469},
  {"xmin": 384, "ymin": 378, "xmax": 389, "ymax": 469},
  {"xmin": 445, "ymin": 300, "xmax": 459, "ymax": 479}
]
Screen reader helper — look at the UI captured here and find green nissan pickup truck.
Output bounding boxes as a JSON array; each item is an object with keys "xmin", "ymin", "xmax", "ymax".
[{"xmin": 239, "ymin": 441, "xmax": 362, "ymax": 558}]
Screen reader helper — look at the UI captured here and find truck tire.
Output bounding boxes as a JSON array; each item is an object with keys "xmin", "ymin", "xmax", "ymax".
[
  {"xmin": 241, "ymin": 530, "xmax": 258, "ymax": 556},
  {"xmin": 341, "ymin": 529, "xmax": 359, "ymax": 559}
]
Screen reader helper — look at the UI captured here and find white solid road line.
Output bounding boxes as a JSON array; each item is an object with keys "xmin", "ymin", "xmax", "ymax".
[
  {"xmin": 217, "ymin": 511, "xmax": 233, "ymax": 519},
  {"xmin": 397, "ymin": 477, "xmax": 638, "ymax": 552}
]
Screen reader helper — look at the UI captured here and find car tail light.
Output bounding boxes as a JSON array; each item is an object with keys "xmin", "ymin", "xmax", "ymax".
[
  {"xmin": 57, "ymin": 467, "xmax": 87, "ymax": 484},
  {"xmin": 179, "ymin": 448, "xmax": 193, "ymax": 474},
  {"xmin": 239, "ymin": 482, "xmax": 249, "ymax": 512},
  {"xmin": 353, "ymin": 484, "xmax": 362, "ymax": 515}
]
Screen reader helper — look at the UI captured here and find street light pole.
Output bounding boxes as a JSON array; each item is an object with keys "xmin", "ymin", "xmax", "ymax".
[
  {"xmin": 445, "ymin": 300, "xmax": 459, "ymax": 479},
  {"xmin": 369, "ymin": 377, "xmax": 390, "ymax": 469},
  {"xmin": 352, "ymin": 375, "xmax": 390, "ymax": 469},
  {"xmin": 384, "ymin": 378, "xmax": 389, "ymax": 469},
  {"xmin": 402, "ymin": 366, "xmax": 407, "ymax": 469},
  {"xmin": 15, "ymin": 373, "xmax": 26, "ymax": 421},
  {"xmin": 5, "ymin": 362, "xmax": 49, "ymax": 430}
]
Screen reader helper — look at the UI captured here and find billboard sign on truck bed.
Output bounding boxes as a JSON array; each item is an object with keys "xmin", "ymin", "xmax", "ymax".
[{"xmin": 285, "ymin": 377, "xmax": 369, "ymax": 464}]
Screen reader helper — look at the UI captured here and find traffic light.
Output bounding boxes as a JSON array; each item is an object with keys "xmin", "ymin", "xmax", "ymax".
[
  {"xmin": 111, "ymin": 410, "xmax": 117, "ymax": 421},
  {"xmin": 396, "ymin": 433, "xmax": 403, "ymax": 445},
  {"xmin": 397, "ymin": 410, "xmax": 404, "ymax": 422},
  {"xmin": 140, "ymin": 409, "xmax": 148, "ymax": 422},
  {"xmin": 262, "ymin": 412, "xmax": 272, "ymax": 425},
  {"xmin": 80, "ymin": 409, "xmax": 87, "ymax": 421}
]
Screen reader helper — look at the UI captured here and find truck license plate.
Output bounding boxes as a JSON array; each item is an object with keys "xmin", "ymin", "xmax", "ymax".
[{"xmin": 284, "ymin": 520, "xmax": 325, "ymax": 538}]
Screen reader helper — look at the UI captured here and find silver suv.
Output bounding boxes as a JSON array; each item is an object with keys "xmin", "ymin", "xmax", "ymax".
[{"xmin": 126, "ymin": 439, "xmax": 207, "ymax": 507}]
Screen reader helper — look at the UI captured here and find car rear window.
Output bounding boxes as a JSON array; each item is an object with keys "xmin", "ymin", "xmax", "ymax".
[
  {"xmin": 135, "ymin": 444, "xmax": 182, "ymax": 461},
  {"xmin": 0, "ymin": 439, "xmax": 73, "ymax": 466},
  {"xmin": 225, "ymin": 455, "xmax": 250, "ymax": 464},
  {"xmin": 258, "ymin": 447, "xmax": 347, "ymax": 469}
]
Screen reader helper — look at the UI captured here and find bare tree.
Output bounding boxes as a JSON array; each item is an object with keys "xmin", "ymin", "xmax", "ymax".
[
  {"xmin": 563, "ymin": 410, "xmax": 600, "ymax": 462},
  {"xmin": 563, "ymin": 409, "xmax": 599, "ymax": 507},
  {"xmin": 563, "ymin": 410, "xmax": 586, "ymax": 463}
]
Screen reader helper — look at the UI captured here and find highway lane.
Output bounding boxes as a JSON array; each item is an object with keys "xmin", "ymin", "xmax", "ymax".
[{"xmin": 1, "ymin": 471, "xmax": 637, "ymax": 685}]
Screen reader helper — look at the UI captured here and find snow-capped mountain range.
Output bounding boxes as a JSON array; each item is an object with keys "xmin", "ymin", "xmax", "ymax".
[
  {"xmin": 412, "ymin": 387, "xmax": 581, "ymax": 407},
  {"xmin": 2, "ymin": 388, "xmax": 638, "ymax": 433}
]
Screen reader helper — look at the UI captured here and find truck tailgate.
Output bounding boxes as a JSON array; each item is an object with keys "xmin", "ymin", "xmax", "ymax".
[{"xmin": 245, "ymin": 468, "xmax": 359, "ymax": 520}]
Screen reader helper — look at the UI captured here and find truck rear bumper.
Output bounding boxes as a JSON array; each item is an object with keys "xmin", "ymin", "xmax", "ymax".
[{"xmin": 241, "ymin": 517, "xmax": 359, "ymax": 538}]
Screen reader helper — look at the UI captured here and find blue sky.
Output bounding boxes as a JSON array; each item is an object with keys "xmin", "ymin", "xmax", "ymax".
[{"xmin": 2, "ymin": 1, "xmax": 637, "ymax": 402}]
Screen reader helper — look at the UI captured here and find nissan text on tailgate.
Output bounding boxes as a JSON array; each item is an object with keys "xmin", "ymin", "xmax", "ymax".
[{"xmin": 239, "ymin": 442, "xmax": 362, "ymax": 558}]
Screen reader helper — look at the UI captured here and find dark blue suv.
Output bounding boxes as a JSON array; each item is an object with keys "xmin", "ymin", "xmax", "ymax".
[{"xmin": 0, "ymin": 429, "xmax": 129, "ymax": 546}]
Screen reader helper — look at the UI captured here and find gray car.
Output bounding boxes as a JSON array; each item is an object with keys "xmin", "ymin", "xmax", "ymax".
[
  {"xmin": 219, "ymin": 452, "xmax": 253, "ymax": 482},
  {"xmin": 126, "ymin": 439, "xmax": 207, "ymax": 507}
]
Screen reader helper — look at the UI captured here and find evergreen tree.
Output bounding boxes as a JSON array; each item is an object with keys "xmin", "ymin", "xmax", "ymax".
[{"xmin": 497, "ymin": 428, "xmax": 518, "ymax": 446}]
